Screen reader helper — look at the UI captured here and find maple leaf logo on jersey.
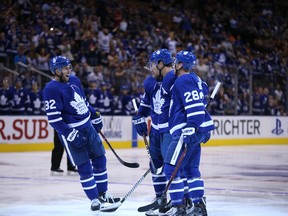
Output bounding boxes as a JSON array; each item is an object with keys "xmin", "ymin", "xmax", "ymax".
[
  {"xmin": 33, "ymin": 98, "xmax": 41, "ymax": 108},
  {"xmin": 70, "ymin": 91, "xmax": 88, "ymax": 114},
  {"xmin": 0, "ymin": 95, "xmax": 8, "ymax": 105},
  {"xmin": 153, "ymin": 89, "xmax": 164, "ymax": 114},
  {"xmin": 89, "ymin": 94, "xmax": 97, "ymax": 104}
]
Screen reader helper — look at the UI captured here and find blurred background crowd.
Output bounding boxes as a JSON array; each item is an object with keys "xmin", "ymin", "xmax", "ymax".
[{"xmin": 0, "ymin": 0, "xmax": 287, "ymax": 116}]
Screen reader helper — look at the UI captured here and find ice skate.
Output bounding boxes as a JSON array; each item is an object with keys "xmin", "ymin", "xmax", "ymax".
[
  {"xmin": 99, "ymin": 191, "xmax": 120, "ymax": 203},
  {"xmin": 90, "ymin": 198, "xmax": 112, "ymax": 211},
  {"xmin": 185, "ymin": 198, "xmax": 194, "ymax": 215},
  {"xmin": 145, "ymin": 208, "xmax": 159, "ymax": 216},
  {"xmin": 159, "ymin": 204, "xmax": 186, "ymax": 216},
  {"xmin": 190, "ymin": 197, "xmax": 207, "ymax": 216}
]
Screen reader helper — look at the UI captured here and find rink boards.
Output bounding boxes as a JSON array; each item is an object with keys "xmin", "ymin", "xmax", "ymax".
[{"xmin": 0, "ymin": 115, "xmax": 287, "ymax": 152}]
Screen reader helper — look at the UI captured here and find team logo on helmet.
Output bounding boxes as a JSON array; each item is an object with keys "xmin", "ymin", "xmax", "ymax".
[
  {"xmin": 147, "ymin": 49, "xmax": 173, "ymax": 71},
  {"xmin": 49, "ymin": 56, "xmax": 71, "ymax": 74},
  {"xmin": 175, "ymin": 50, "xmax": 197, "ymax": 71}
]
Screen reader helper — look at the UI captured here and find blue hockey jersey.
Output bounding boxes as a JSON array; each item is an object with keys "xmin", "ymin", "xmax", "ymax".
[
  {"xmin": 27, "ymin": 89, "xmax": 44, "ymax": 115},
  {"xmin": 11, "ymin": 86, "xmax": 30, "ymax": 114},
  {"xmin": 85, "ymin": 87, "xmax": 101, "ymax": 111},
  {"xmin": 138, "ymin": 71, "xmax": 176, "ymax": 132},
  {"xmin": 169, "ymin": 73, "xmax": 215, "ymax": 136},
  {"xmin": 158, "ymin": 70, "xmax": 176, "ymax": 133},
  {"xmin": 98, "ymin": 90, "xmax": 114, "ymax": 115},
  {"xmin": 138, "ymin": 76, "xmax": 160, "ymax": 130},
  {"xmin": 0, "ymin": 86, "xmax": 14, "ymax": 114},
  {"xmin": 43, "ymin": 75, "xmax": 93, "ymax": 136}
]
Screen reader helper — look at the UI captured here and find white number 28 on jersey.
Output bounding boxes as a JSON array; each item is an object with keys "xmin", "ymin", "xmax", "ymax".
[{"xmin": 184, "ymin": 90, "xmax": 204, "ymax": 103}]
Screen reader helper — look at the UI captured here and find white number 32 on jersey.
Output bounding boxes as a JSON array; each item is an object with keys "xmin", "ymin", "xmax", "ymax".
[{"xmin": 45, "ymin": 100, "xmax": 56, "ymax": 110}]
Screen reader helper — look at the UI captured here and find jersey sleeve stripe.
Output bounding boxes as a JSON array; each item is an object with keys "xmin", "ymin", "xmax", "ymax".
[
  {"xmin": 48, "ymin": 117, "xmax": 63, "ymax": 123},
  {"xmin": 158, "ymin": 122, "xmax": 169, "ymax": 129},
  {"xmin": 140, "ymin": 102, "xmax": 151, "ymax": 108},
  {"xmin": 199, "ymin": 120, "xmax": 214, "ymax": 127},
  {"xmin": 187, "ymin": 111, "xmax": 205, "ymax": 117},
  {"xmin": 46, "ymin": 111, "xmax": 61, "ymax": 116},
  {"xmin": 151, "ymin": 122, "xmax": 159, "ymax": 130},
  {"xmin": 170, "ymin": 122, "xmax": 187, "ymax": 135},
  {"xmin": 185, "ymin": 102, "xmax": 204, "ymax": 110}
]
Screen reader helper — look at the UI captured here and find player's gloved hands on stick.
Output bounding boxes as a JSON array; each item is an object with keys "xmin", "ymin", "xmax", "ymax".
[
  {"xmin": 91, "ymin": 111, "xmax": 103, "ymax": 132},
  {"xmin": 132, "ymin": 115, "xmax": 148, "ymax": 136},
  {"xmin": 66, "ymin": 128, "xmax": 86, "ymax": 148},
  {"xmin": 182, "ymin": 127, "xmax": 197, "ymax": 147}
]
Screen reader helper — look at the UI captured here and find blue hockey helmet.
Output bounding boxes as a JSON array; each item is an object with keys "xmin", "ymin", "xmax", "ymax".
[
  {"xmin": 147, "ymin": 49, "xmax": 173, "ymax": 70},
  {"xmin": 174, "ymin": 50, "xmax": 197, "ymax": 71},
  {"xmin": 49, "ymin": 56, "xmax": 71, "ymax": 75}
]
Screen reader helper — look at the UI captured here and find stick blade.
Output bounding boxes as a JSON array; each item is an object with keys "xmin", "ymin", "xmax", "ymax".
[
  {"xmin": 100, "ymin": 201, "xmax": 122, "ymax": 212},
  {"xmin": 138, "ymin": 200, "xmax": 161, "ymax": 212},
  {"xmin": 123, "ymin": 161, "xmax": 140, "ymax": 168}
]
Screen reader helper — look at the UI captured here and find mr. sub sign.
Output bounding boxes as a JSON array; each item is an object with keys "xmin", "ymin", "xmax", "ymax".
[{"xmin": 0, "ymin": 116, "xmax": 54, "ymax": 144}]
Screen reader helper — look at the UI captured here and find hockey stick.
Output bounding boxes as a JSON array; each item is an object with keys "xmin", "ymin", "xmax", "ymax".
[
  {"xmin": 162, "ymin": 81, "xmax": 222, "ymax": 195},
  {"xmin": 142, "ymin": 135, "xmax": 163, "ymax": 175},
  {"xmin": 100, "ymin": 168, "xmax": 151, "ymax": 212},
  {"xmin": 132, "ymin": 99, "xmax": 161, "ymax": 174},
  {"xmin": 99, "ymin": 130, "xmax": 140, "ymax": 168},
  {"xmin": 207, "ymin": 82, "xmax": 221, "ymax": 106},
  {"xmin": 164, "ymin": 141, "xmax": 188, "ymax": 194}
]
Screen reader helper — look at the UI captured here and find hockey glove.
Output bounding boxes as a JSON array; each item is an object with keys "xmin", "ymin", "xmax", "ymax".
[
  {"xmin": 132, "ymin": 115, "xmax": 148, "ymax": 136},
  {"xmin": 66, "ymin": 128, "xmax": 86, "ymax": 148},
  {"xmin": 91, "ymin": 111, "xmax": 103, "ymax": 132},
  {"xmin": 182, "ymin": 127, "xmax": 197, "ymax": 147},
  {"xmin": 202, "ymin": 131, "xmax": 211, "ymax": 144}
]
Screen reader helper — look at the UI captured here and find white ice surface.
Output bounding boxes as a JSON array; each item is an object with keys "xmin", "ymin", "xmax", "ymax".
[{"xmin": 0, "ymin": 145, "xmax": 288, "ymax": 216}]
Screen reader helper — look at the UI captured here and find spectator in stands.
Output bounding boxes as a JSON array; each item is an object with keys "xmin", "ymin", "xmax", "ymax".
[
  {"xmin": 237, "ymin": 91, "xmax": 249, "ymax": 115},
  {"xmin": 0, "ymin": 32, "xmax": 8, "ymax": 64},
  {"xmin": 0, "ymin": 77, "xmax": 14, "ymax": 115},
  {"xmin": 114, "ymin": 85, "xmax": 133, "ymax": 115},
  {"xmin": 11, "ymin": 77, "xmax": 30, "ymax": 115},
  {"xmin": 252, "ymin": 87, "xmax": 265, "ymax": 115},
  {"xmin": 13, "ymin": 44, "xmax": 27, "ymax": 73},
  {"xmin": 0, "ymin": 0, "xmax": 287, "ymax": 116},
  {"xmin": 87, "ymin": 64, "xmax": 104, "ymax": 85},
  {"xmin": 36, "ymin": 47, "xmax": 50, "ymax": 73},
  {"xmin": 211, "ymin": 87, "xmax": 229, "ymax": 115},
  {"xmin": 85, "ymin": 79, "xmax": 100, "ymax": 112},
  {"xmin": 57, "ymin": 37, "xmax": 75, "ymax": 62},
  {"xmin": 27, "ymin": 80, "xmax": 45, "ymax": 115},
  {"xmin": 98, "ymin": 82, "xmax": 114, "ymax": 115}
]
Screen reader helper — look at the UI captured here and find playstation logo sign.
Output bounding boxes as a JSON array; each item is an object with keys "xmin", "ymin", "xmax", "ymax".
[{"xmin": 272, "ymin": 118, "xmax": 284, "ymax": 135}]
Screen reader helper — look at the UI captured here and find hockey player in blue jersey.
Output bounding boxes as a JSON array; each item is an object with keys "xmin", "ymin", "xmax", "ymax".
[
  {"xmin": 159, "ymin": 51, "xmax": 215, "ymax": 216},
  {"xmin": 132, "ymin": 49, "xmax": 176, "ymax": 215},
  {"xmin": 43, "ymin": 56, "xmax": 120, "ymax": 211}
]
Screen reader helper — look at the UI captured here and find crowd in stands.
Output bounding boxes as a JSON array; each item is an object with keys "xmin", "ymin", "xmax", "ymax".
[{"xmin": 0, "ymin": 0, "xmax": 287, "ymax": 116}]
